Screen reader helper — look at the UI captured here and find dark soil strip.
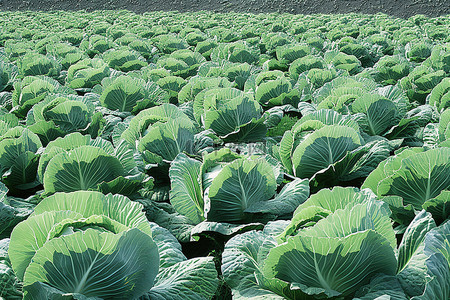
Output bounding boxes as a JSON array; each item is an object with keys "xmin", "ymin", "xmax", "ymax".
[{"xmin": 0, "ymin": 0, "xmax": 449, "ymax": 18}]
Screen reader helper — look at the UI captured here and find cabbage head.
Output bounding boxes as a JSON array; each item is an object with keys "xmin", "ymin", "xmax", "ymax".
[
  {"xmin": 17, "ymin": 53, "xmax": 61, "ymax": 79},
  {"xmin": 222, "ymin": 187, "xmax": 401, "ymax": 299},
  {"xmin": 117, "ymin": 104, "xmax": 210, "ymax": 166},
  {"xmin": 79, "ymin": 34, "xmax": 116, "ymax": 58},
  {"xmin": 428, "ymin": 77, "xmax": 450, "ymax": 111},
  {"xmin": 211, "ymin": 41, "xmax": 259, "ymax": 65},
  {"xmin": 99, "ymin": 75, "xmax": 169, "ymax": 113},
  {"xmin": 406, "ymin": 42, "xmax": 432, "ymax": 62},
  {"xmin": 252, "ymin": 71, "xmax": 301, "ymax": 107},
  {"xmin": 194, "ymin": 87, "xmax": 267, "ymax": 142},
  {"xmin": 278, "ymin": 110, "xmax": 391, "ymax": 190},
  {"xmin": 8, "ymin": 191, "xmax": 219, "ymax": 299},
  {"xmin": 26, "ymin": 93, "xmax": 104, "ymax": 145},
  {"xmin": 169, "ymin": 151, "xmax": 309, "ymax": 225},
  {"xmin": 0, "ymin": 126, "xmax": 42, "ymax": 193},
  {"xmin": 157, "ymin": 49, "xmax": 206, "ymax": 79},
  {"xmin": 67, "ymin": 58, "xmax": 111, "ymax": 91},
  {"xmin": 363, "ymin": 147, "xmax": 450, "ymax": 223},
  {"xmin": 372, "ymin": 55, "xmax": 411, "ymax": 85},
  {"xmin": 0, "ymin": 59, "xmax": 18, "ymax": 92},
  {"xmin": 400, "ymin": 66, "xmax": 445, "ymax": 103},
  {"xmin": 289, "ymin": 55, "xmax": 326, "ymax": 81},
  {"xmin": 38, "ymin": 132, "xmax": 150, "ymax": 196},
  {"xmin": 102, "ymin": 47, "xmax": 148, "ymax": 72},
  {"xmin": 11, "ymin": 76, "xmax": 75, "ymax": 118}
]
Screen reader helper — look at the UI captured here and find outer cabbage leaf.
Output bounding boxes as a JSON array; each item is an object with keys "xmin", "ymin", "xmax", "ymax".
[
  {"xmin": 362, "ymin": 147, "xmax": 425, "ymax": 194},
  {"xmin": 313, "ymin": 76, "xmax": 377, "ymax": 105},
  {"xmin": 148, "ymin": 222, "xmax": 185, "ymax": 270},
  {"xmin": 298, "ymin": 200, "xmax": 396, "ymax": 250},
  {"xmin": 99, "ymin": 75, "xmax": 169, "ymax": 113},
  {"xmin": 397, "ymin": 211, "xmax": 436, "ymax": 274},
  {"xmin": 0, "ymin": 183, "xmax": 34, "ymax": 239},
  {"xmin": 0, "ymin": 127, "xmax": 42, "ymax": 191},
  {"xmin": 43, "ymin": 145, "xmax": 125, "ymax": 194},
  {"xmin": 397, "ymin": 211, "xmax": 435, "ymax": 297},
  {"xmin": 245, "ymin": 178, "xmax": 310, "ymax": 216},
  {"xmin": 9, "ymin": 191, "xmax": 152, "ymax": 280},
  {"xmin": 67, "ymin": 58, "xmax": 110, "ymax": 90},
  {"xmin": 137, "ymin": 118, "xmax": 196, "ymax": 163},
  {"xmin": 23, "ymin": 228, "xmax": 159, "ymax": 300},
  {"xmin": 207, "ymin": 158, "xmax": 277, "ymax": 223},
  {"xmin": 11, "ymin": 76, "xmax": 75, "ymax": 118},
  {"xmin": 292, "ymin": 125, "xmax": 363, "ymax": 178},
  {"xmin": 263, "ymin": 230, "xmax": 397, "ymax": 298},
  {"xmin": 26, "ymin": 93, "xmax": 104, "ymax": 145},
  {"xmin": 222, "ymin": 230, "xmax": 291, "ymax": 299},
  {"xmin": 428, "ymin": 77, "xmax": 450, "ymax": 111},
  {"xmin": 372, "ymin": 56, "xmax": 410, "ymax": 85},
  {"xmin": 17, "ymin": 53, "xmax": 61, "ymax": 78},
  {"xmin": 399, "ymin": 66, "xmax": 445, "ymax": 103},
  {"xmin": 423, "ymin": 190, "xmax": 450, "ymax": 224},
  {"xmin": 310, "ymin": 139, "xmax": 391, "ymax": 190},
  {"xmin": 375, "ymin": 147, "xmax": 450, "ymax": 210},
  {"xmin": 353, "ymin": 274, "xmax": 408, "ymax": 300},
  {"xmin": 120, "ymin": 103, "xmax": 193, "ymax": 148},
  {"xmin": 144, "ymin": 257, "xmax": 218, "ymax": 300},
  {"xmin": 169, "ymin": 153, "xmax": 204, "ymax": 224},
  {"xmin": 32, "ymin": 191, "xmax": 152, "ymax": 233},
  {"xmin": 200, "ymin": 88, "xmax": 266, "ymax": 142},
  {"xmin": 352, "ymin": 93, "xmax": 401, "ymax": 136},
  {"xmin": 255, "ymin": 76, "xmax": 300, "ymax": 107},
  {"xmin": 411, "ymin": 220, "xmax": 450, "ymax": 300},
  {"xmin": 278, "ymin": 109, "xmax": 359, "ymax": 175},
  {"xmin": 0, "ymin": 60, "xmax": 18, "ymax": 92},
  {"xmin": 278, "ymin": 187, "xmax": 378, "ymax": 242}
]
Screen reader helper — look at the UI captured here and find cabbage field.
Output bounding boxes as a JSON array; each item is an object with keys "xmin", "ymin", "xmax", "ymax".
[{"xmin": 0, "ymin": 9, "xmax": 449, "ymax": 300}]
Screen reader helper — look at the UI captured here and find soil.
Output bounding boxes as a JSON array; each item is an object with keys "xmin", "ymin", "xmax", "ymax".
[{"xmin": 0, "ymin": 0, "xmax": 449, "ymax": 19}]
